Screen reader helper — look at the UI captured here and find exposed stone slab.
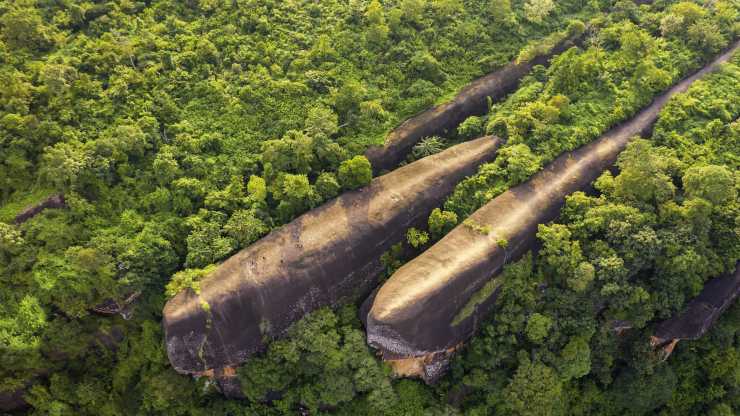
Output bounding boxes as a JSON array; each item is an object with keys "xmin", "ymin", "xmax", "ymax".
[
  {"xmin": 364, "ymin": 31, "xmax": 584, "ymax": 174},
  {"xmin": 365, "ymin": 40, "xmax": 740, "ymax": 382},
  {"xmin": 163, "ymin": 135, "xmax": 503, "ymax": 377},
  {"xmin": 13, "ymin": 194, "xmax": 65, "ymax": 225},
  {"xmin": 651, "ymin": 262, "xmax": 740, "ymax": 358}
]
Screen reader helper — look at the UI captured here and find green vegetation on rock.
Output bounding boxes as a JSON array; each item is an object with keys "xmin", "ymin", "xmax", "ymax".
[{"xmin": 0, "ymin": 0, "xmax": 738, "ymax": 414}]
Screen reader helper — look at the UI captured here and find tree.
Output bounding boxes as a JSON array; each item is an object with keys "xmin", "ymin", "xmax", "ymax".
[
  {"xmin": 338, "ymin": 156, "xmax": 372, "ymax": 190},
  {"xmin": 558, "ymin": 336, "xmax": 591, "ymax": 380},
  {"xmin": 406, "ymin": 228, "xmax": 429, "ymax": 248},
  {"xmin": 32, "ymin": 247, "xmax": 117, "ymax": 317},
  {"xmin": 152, "ymin": 148, "xmax": 180, "ymax": 185},
  {"xmin": 400, "ymin": 0, "xmax": 426, "ymax": 25},
  {"xmin": 315, "ymin": 172, "xmax": 341, "ymax": 200},
  {"xmin": 431, "ymin": 0, "xmax": 463, "ymax": 20},
  {"xmin": 365, "ymin": 0, "xmax": 390, "ymax": 45},
  {"xmin": 503, "ymin": 359, "xmax": 563, "ymax": 415},
  {"xmin": 524, "ymin": 0, "xmax": 555, "ymax": 24},
  {"xmin": 40, "ymin": 141, "xmax": 91, "ymax": 191},
  {"xmin": 0, "ymin": 223, "xmax": 26, "ymax": 266},
  {"xmin": 332, "ymin": 79, "xmax": 367, "ymax": 121},
  {"xmin": 224, "ymin": 209, "xmax": 269, "ymax": 247},
  {"xmin": 165, "ymin": 265, "xmax": 216, "ymax": 298},
  {"xmin": 660, "ymin": 13, "xmax": 684, "ymax": 37},
  {"xmin": 428, "ymin": 208, "xmax": 458, "ymax": 238},
  {"xmin": 247, "ymin": 175, "xmax": 267, "ymax": 203},
  {"xmin": 184, "ymin": 213, "xmax": 235, "ymax": 268},
  {"xmin": 525, "ymin": 313, "xmax": 553, "ymax": 344},
  {"xmin": 537, "ymin": 223, "xmax": 583, "ymax": 283},
  {"xmin": 261, "ymin": 131, "xmax": 315, "ymax": 175},
  {"xmin": 500, "ymin": 144, "xmax": 542, "ymax": 184},
  {"xmin": 357, "ymin": 99, "xmax": 390, "ymax": 130},
  {"xmin": 683, "ymin": 164, "xmax": 736, "ymax": 205},
  {"xmin": 614, "ymin": 140, "xmax": 676, "ymax": 206},
  {"xmin": 489, "ymin": 0, "xmax": 513, "ymax": 23},
  {"xmin": 305, "ymin": 105, "xmax": 339, "ymax": 139},
  {"xmin": 408, "ymin": 51, "xmax": 446, "ymax": 84},
  {"xmin": 171, "ymin": 177, "xmax": 207, "ymax": 215},
  {"xmin": 708, "ymin": 404, "xmax": 734, "ymax": 416},
  {"xmin": 457, "ymin": 116, "xmax": 485, "ymax": 139},
  {"xmin": 568, "ymin": 262, "xmax": 595, "ymax": 292},
  {"xmin": 0, "ymin": 7, "xmax": 55, "ymax": 51},
  {"xmin": 0, "ymin": 295, "xmax": 46, "ymax": 392},
  {"xmin": 275, "ymin": 173, "xmax": 320, "ymax": 222},
  {"xmin": 671, "ymin": 1, "xmax": 706, "ymax": 25},
  {"xmin": 687, "ymin": 20, "xmax": 726, "ymax": 55},
  {"xmin": 238, "ymin": 307, "xmax": 394, "ymax": 414},
  {"xmin": 610, "ymin": 366, "xmax": 677, "ymax": 414},
  {"xmin": 307, "ymin": 35, "xmax": 338, "ymax": 66},
  {"xmin": 204, "ymin": 175, "xmax": 249, "ymax": 213}
]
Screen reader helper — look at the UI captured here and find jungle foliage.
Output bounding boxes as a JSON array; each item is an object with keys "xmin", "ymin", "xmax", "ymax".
[{"xmin": 0, "ymin": 0, "xmax": 738, "ymax": 415}]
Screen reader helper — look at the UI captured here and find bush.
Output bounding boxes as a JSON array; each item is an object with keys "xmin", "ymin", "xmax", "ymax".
[{"xmin": 338, "ymin": 156, "xmax": 372, "ymax": 190}]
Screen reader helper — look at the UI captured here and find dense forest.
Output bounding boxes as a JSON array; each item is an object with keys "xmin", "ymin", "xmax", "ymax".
[{"xmin": 0, "ymin": 0, "xmax": 738, "ymax": 415}]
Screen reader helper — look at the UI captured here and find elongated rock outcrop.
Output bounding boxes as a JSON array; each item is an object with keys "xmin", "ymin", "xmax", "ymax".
[
  {"xmin": 13, "ymin": 193, "xmax": 65, "ymax": 225},
  {"xmin": 366, "ymin": 41, "xmax": 740, "ymax": 382},
  {"xmin": 163, "ymin": 135, "xmax": 502, "ymax": 377},
  {"xmin": 364, "ymin": 29, "xmax": 584, "ymax": 173},
  {"xmin": 650, "ymin": 262, "xmax": 740, "ymax": 359}
]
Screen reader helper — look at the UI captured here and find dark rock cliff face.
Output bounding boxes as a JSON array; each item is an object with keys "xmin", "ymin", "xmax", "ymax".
[
  {"xmin": 364, "ymin": 33, "xmax": 583, "ymax": 174},
  {"xmin": 365, "ymin": 41, "xmax": 740, "ymax": 383},
  {"xmin": 651, "ymin": 263, "xmax": 740, "ymax": 358},
  {"xmin": 162, "ymin": 136, "xmax": 503, "ymax": 377},
  {"xmin": 13, "ymin": 194, "xmax": 65, "ymax": 225}
]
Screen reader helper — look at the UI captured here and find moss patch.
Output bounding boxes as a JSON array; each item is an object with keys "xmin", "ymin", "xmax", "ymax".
[{"xmin": 452, "ymin": 276, "xmax": 503, "ymax": 326}]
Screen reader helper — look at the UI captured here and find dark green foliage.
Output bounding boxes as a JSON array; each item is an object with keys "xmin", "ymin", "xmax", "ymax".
[
  {"xmin": 456, "ymin": 116, "xmax": 485, "ymax": 139},
  {"xmin": 238, "ymin": 306, "xmax": 395, "ymax": 414},
  {"xmin": 0, "ymin": 0, "xmax": 737, "ymax": 414},
  {"xmin": 440, "ymin": 45, "xmax": 739, "ymax": 416},
  {"xmin": 315, "ymin": 172, "xmax": 341, "ymax": 200},
  {"xmin": 406, "ymin": 227, "xmax": 430, "ymax": 248},
  {"xmin": 428, "ymin": 208, "xmax": 458, "ymax": 239},
  {"xmin": 503, "ymin": 359, "xmax": 563, "ymax": 415}
]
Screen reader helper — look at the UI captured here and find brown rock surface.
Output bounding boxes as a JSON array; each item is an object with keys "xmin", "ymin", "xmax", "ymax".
[
  {"xmin": 366, "ymin": 41, "xmax": 740, "ymax": 382},
  {"xmin": 651, "ymin": 262, "xmax": 740, "ymax": 358},
  {"xmin": 13, "ymin": 194, "xmax": 65, "ymax": 225},
  {"xmin": 364, "ymin": 32, "xmax": 584, "ymax": 173},
  {"xmin": 163, "ymin": 136, "xmax": 502, "ymax": 376}
]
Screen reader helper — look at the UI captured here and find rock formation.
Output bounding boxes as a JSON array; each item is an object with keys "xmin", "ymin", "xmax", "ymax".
[
  {"xmin": 163, "ymin": 136, "xmax": 503, "ymax": 382},
  {"xmin": 364, "ymin": 29, "xmax": 584, "ymax": 173},
  {"xmin": 92, "ymin": 291, "xmax": 141, "ymax": 320},
  {"xmin": 365, "ymin": 41, "xmax": 740, "ymax": 383},
  {"xmin": 0, "ymin": 326, "xmax": 126, "ymax": 413},
  {"xmin": 651, "ymin": 262, "xmax": 740, "ymax": 359},
  {"xmin": 13, "ymin": 194, "xmax": 65, "ymax": 225}
]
